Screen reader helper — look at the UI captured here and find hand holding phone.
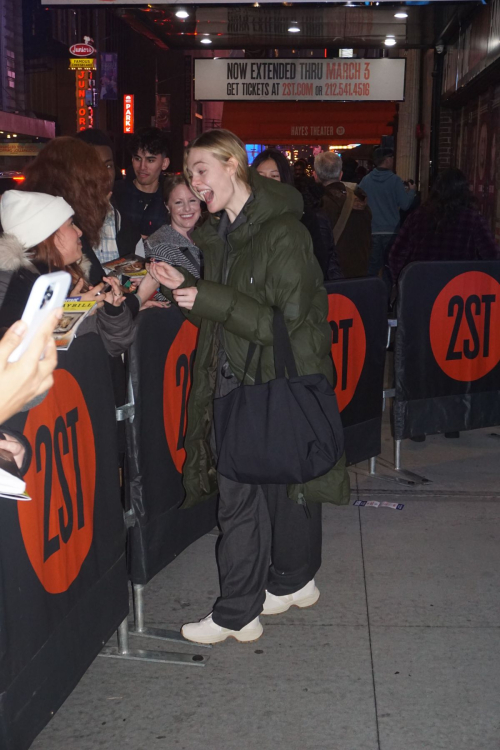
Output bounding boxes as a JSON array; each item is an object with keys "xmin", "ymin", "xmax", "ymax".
[
  {"xmin": 7, "ymin": 271, "xmax": 71, "ymax": 363},
  {"xmin": 0, "ymin": 310, "xmax": 61, "ymax": 423}
]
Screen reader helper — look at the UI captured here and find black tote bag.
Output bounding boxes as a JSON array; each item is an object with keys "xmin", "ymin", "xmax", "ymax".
[{"xmin": 213, "ymin": 308, "xmax": 344, "ymax": 485}]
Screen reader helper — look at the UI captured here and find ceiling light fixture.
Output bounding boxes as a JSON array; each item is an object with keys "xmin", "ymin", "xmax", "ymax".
[
  {"xmin": 384, "ymin": 37, "xmax": 397, "ymax": 46},
  {"xmin": 288, "ymin": 23, "xmax": 300, "ymax": 32},
  {"xmin": 175, "ymin": 9, "xmax": 189, "ymax": 18},
  {"xmin": 394, "ymin": 10, "xmax": 408, "ymax": 18},
  {"xmin": 201, "ymin": 37, "xmax": 212, "ymax": 44}
]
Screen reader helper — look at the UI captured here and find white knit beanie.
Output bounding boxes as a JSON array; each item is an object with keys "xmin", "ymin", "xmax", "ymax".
[{"xmin": 0, "ymin": 190, "xmax": 74, "ymax": 249}]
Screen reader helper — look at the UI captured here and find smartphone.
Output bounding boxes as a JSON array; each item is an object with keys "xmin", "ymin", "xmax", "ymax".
[{"xmin": 8, "ymin": 271, "xmax": 72, "ymax": 363}]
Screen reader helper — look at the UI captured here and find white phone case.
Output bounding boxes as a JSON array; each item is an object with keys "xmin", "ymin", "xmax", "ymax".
[{"xmin": 8, "ymin": 271, "xmax": 72, "ymax": 363}]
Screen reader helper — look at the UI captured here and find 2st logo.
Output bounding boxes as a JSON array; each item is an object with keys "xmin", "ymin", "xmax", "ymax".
[
  {"xmin": 430, "ymin": 272, "xmax": 500, "ymax": 381},
  {"xmin": 163, "ymin": 321, "xmax": 199, "ymax": 472},
  {"xmin": 20, "ymin": 370, "xmax": 96, "ymax": 594},
  {"xmin": 328, "ymin": 294, "xmax": 366, "ymax": 412}
]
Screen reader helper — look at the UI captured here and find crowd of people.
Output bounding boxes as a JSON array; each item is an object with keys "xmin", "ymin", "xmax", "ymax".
[{"xmin": 0, "ymin": 126, "xmax": 498, "ymax": 646}]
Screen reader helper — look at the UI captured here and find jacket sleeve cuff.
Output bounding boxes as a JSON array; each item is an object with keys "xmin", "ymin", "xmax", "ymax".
[
  {"xmin": 191, "ymin": 280, "xmax": 233, "ymax": 323},
  {"xmin": 177, "ymin": 268, "xmax": 198, "ymax": 289},
  {"xmin": 103, "ymin": 301, "xmax": 124, "ymax": 317},
  {"xmin": 124, "ymin": 293, "xmax": 141, "ymax": 318}
]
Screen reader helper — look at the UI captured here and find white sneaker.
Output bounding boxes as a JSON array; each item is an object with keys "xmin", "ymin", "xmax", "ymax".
[
  {"xmin": 261, "ymin": 580, "xmax": 320, "ymax": 615},
  {"xmin": 181, "ymin": 613, "xmax": 263, "ymax": 645}
]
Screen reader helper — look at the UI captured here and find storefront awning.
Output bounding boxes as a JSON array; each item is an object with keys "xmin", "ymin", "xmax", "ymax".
[
  {"xmin": 0, "ymin": 111, "xmax": 55, "ymax": 140},
  {"xmin": 221, "ymin": 101, "xmax": 396, "ymax": 145}
]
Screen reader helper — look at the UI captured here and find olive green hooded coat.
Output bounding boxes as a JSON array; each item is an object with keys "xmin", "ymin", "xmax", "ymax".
[{"xmin": 168, "ymin": 169, "xmax": 350, "ymax": 509}]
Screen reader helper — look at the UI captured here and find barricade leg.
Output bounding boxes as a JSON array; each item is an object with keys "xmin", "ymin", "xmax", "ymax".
[
  {"xmin": 388, "ymin": 437, "xmax": 431, "ymax": 484},
  {"xmin": 100, "ymin": 616, "xmax": 209, "ymax": 667},
  {"xmin": 395, "ymin": 439, "xmax": 401, "ymax": 470},
  {"xmin": 129, "ymin": 583, "xmax": 211, "ymax": 649},
  {"xmin": 369, "ymin": 456, "xmax": 376, "ymax": 475}
]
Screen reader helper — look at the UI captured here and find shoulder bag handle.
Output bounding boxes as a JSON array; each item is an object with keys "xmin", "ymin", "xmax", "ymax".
[
  {"xmin": 272, "ymin": 307, "xmax": 299, "ymax": 379},
  {"xmin": 333, "ymin": 187, "xmax": 355, "ymax": 245}
]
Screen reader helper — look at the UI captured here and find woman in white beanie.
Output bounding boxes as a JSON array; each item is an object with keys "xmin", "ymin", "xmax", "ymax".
[{"xmin": 0, "ymin": 190, "xmax": 135, "ymax": 356}]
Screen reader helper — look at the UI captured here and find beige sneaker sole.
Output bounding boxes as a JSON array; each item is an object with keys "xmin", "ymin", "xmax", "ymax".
[
  {"xmin": 181, "ymin": 623, "xmax": 263, "ymax": 645},
  {"xmin": 262, "ymin": 588, "xmax": 320, "ymax": 616}
]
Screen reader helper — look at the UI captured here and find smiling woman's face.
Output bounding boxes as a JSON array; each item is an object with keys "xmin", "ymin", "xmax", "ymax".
[
  {"xmin": 167, "ymin": 183, "xmax": 201, "ymax": 233},
  {"xmin": 186, "ymin": 148, "xmax": 235, "ymax": 214}
]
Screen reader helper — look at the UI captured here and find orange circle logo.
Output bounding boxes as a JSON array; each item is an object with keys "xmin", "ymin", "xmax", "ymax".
[
  {"xmin": 328, "ymin": 294, "xmax": 366, "ymax": 412},
  {"xmin": 19, "ymin": 370, "xmax": 96, "ymax": 594},
  {"xmin": 163, "ymin": 321, "xmax": 198, "ymax": 472},
  {"xmin": 430, "ymin": 271, "xmax": 500, "ymax": 382}
]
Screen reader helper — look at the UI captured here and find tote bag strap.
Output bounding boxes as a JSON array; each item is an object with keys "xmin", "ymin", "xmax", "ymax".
[
  {"xmin": 242, "ymin": 308, "xmax": 297, "ymax": 384},
  {"xmin": 242, "ymin": 342, "xmax": 263, "ymax": 384},
  {"xmin": 272, "ymin": 307, "xmax": 299, "ymax": 379}
]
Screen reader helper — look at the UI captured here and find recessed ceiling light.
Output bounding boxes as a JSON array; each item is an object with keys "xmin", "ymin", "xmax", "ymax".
[
  {"xmin": 384, "ymin": 37, "xmax": 397, "ymax": 46},
  {"xmin": 175, "ymin": 9, "xmax": 189, "ymax": 18},
  {"xmin": 200, "ymin": 37, "xmax": 212, "ymax": 44},
  {"xmin": 288, "ymin": 23, "xmax": 300, "ymax": 32},
  {"xmin": 394, "ymin": 10, "xmax": 408, "ymax": 18}
]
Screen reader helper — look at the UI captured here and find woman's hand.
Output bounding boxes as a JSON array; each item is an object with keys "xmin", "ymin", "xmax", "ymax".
[
  {"xmin": 172, "ymin": 287, "xmax": 198, "ymax": 310},
  {"xmin": 140, "ymin": 299, "xmax": 171, "ymax": 311},
  {"xmin": 147, "ymin": 261, "xmax": 184, "ymax": 290},
  {"xmin": 0, "ymin": 436, "xmax": 26, "ymax": 470},
  {"xmin": 101, "ymin": 276, "xmax": 125, "ymax": 307},
  {"xmin": 135, "ymin": 271, "xmax": 159, "ymax": 305},
  {"xmin": 69, "ymin": 278, "xmax": 104, "ymax": 308},
  {"xmin": 0, "ymin": 311, "xmax": 61, "ymax": 423}
]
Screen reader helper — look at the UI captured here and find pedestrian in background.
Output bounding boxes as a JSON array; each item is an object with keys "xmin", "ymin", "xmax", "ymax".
[
  {"xmin": 253, "ymin": 149, "xmax": 342, "ymax": 279},
  {"xmin": 359, "ymin": 147, "xmax": 416, "ymax": 281},
  {"xmin": 315, "ymin": 151, "xmax": 371, "ymax": 278},
  {"xmin": 389, "ymin": 167, "xmax": 499, "ymax": 282},
  {"xmin": 113, "ymin": 127, "xmax": 170, "ymax": 242}
]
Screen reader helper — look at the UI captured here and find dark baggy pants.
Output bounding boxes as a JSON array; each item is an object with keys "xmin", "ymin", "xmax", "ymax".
[
  {"xmin": 210, "ymin": 342, "xmax": 322, "ymax": 631},
  {"xmin": 212, "ymin": 475, "xmax": 322, "ymax": 631}
]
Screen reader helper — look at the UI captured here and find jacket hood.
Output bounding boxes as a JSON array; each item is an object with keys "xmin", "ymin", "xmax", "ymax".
[
  {"xmin": 0, "ymin": 234, "xmax": 38, "ymax": 273},
  {"xmin": 369, "ymin": 168, "xmax": 395, "ymax": 183},
  {"xmin": 247, "ymin": 168, "xmax": 304, "ymax": 223}
]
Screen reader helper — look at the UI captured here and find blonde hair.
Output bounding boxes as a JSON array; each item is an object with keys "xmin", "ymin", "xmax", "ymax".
[{"xmin": 184, "ymin": 129, "xmax": 250, "ymax": 191}]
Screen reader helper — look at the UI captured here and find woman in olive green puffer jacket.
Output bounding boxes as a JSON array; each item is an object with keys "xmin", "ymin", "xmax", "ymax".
[{"xmin": 148, "ymin": 130, "xmax": 349, "ymax": 646}]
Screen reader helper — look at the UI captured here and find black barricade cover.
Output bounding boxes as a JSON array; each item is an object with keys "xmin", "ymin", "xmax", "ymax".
[
  {"xmin": 325, "ymin": 278, "xmax": 386, "ymax": 465},
  {"xmin": 127, "ymin": 307, "xmax": 217, "ymax": 585},
  {"xmin": 394, "ymin": 260, "xmax": 500, "ymax": 439},
  {"xmin": 0, "ymin": 334, "xmax": 128, "ymax": 750}
]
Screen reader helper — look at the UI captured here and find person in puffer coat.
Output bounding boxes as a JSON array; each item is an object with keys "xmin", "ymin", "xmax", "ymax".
[{"xmin": 147, "ymin": 129, "xmax": 349, "ymax": 646}]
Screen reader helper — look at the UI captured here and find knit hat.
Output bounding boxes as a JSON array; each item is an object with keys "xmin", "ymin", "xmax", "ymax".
[{"xmin": 0, "ymin": 190, "xmax": 74, "ymax": 249}]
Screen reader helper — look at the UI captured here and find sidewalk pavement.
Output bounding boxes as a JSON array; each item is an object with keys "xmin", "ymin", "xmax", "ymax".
[{"xmin": 32, "ymin": 419, "xmax": 500, "ymax": 750}]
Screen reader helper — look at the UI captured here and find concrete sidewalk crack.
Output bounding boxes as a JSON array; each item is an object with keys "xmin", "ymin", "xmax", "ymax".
[{"xmin": 359, "ymin": 507, "xmax": 382, "ymax": 750}]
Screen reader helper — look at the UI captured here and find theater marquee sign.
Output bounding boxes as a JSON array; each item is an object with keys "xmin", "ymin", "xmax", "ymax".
[{"xmin": 195, "ymin": 58, "xmax": 405, "ymax": 102}]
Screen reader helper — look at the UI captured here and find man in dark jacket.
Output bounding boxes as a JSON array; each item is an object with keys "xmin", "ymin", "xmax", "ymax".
[
  {"xmin": 315, "ymin": 151, "xmax": 372, "ymax": 278},
  {"xmin": 113, "ymin": 127, "xmax": 170, "ymax": 242},
  {"xmin": 359, "ymin": 147, "xmax": 416, "ymax": 279}
]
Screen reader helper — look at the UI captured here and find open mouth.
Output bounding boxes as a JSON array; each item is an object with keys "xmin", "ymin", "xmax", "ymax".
[
  {"xmin": 180, "ymin": 214, "xmax": 195, "ymax": 219},
  {"xmin": 199, "ymin": 189, "xmax": 214, "ymax": 205}
]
